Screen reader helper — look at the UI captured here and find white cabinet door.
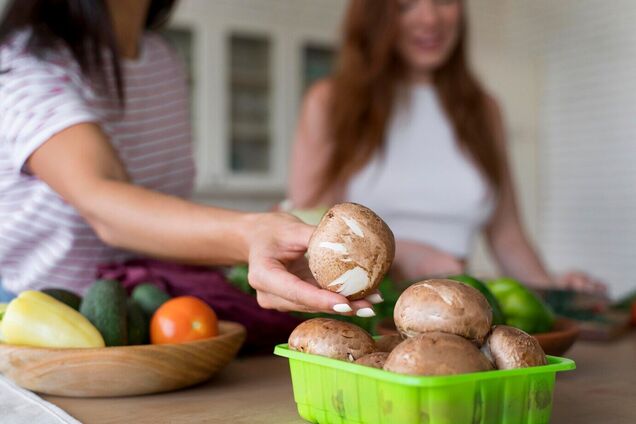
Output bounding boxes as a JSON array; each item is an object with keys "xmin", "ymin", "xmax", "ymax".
[
  {"xmin": 216, "ymin": 22, "xmax": 287, "ymax": 194},
  {"xmin": 169, "ymin": 0, "xmax": 343, "ymax": 199}
]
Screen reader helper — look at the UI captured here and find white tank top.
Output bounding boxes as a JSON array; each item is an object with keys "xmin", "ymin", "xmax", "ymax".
[{"xmin": 346, "ymin": 85, "xmax": 495, "ymax": 258}]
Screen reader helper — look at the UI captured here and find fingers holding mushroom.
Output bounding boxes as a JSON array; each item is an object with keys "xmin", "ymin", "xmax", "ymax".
[
  {"xmin": 308, "ymin": 203, "xmax": 395, "ymax": 301},
  {"xmin": 394, "ymin": 279, "xmax": 493, "ymax": 344},
  {"xmin": 482, "ymin": 325, "xmax": 548, "ymax": 370},
  {"xmin": 288, "ymin": 318, "xmax": 376, "ymax": 362}
]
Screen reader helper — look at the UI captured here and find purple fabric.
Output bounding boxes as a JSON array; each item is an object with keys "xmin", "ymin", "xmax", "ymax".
[{"xmin": 97, "ymin": 259, "xmax": 302, "ymax": 353}]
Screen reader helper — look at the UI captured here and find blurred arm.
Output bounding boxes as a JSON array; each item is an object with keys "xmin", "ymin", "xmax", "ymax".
[
  {"xmin": 483, "ymin": 98, "xmax": 554, "ymax": 287},
  {"xmin": 288, "ymin": 80, "xmax": 343, "ymax": 208}
]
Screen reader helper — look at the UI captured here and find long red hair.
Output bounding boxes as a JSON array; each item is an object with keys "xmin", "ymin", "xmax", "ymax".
[{"xmin": 317, "ymin": 0, "xmax": 501, "ymax": 199}]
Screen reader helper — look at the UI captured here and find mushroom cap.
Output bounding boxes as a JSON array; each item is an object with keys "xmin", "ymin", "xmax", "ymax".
[
  {"xmin": 383, "ymin": 332, "xmax": 494, "ymax": 376},
  {"xmin": 288, "ymin": 318, "xmax": 376, "ymax": 361},
  {"xmin": 354, "ymin": 352, "xmax": 390, "ymax": 369},
  {"xmin": 307, "ymin": 203, "xmax": 395, "ymax": 300},
  {"xmin": 375, "ymin": 334, "xmax": 404, "ymax": 352},
  {"xmin": 393, "ymin": 279, "xmax": 493, "ymax": 344},
  {"xmin": 483, "ymin": 325, "xmax": 548, "ymax": 370}
]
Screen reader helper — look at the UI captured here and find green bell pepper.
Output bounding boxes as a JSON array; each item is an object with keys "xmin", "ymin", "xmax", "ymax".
[
  {"xmin": 227, "ymin": 264, "xmax": 255, "ymax": 295},
  {"xmin": 449, "ymin": 275, "xmax": 506, "ymax": 325},
  {"xmin": 486, "ymin": 277, "xmax": 555, "ymax": 334}
]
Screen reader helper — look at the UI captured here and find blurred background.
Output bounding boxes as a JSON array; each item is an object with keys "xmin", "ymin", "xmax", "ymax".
[{"xmin": 2, "ymin": 0, "xmax": 633, "ymax": 299}]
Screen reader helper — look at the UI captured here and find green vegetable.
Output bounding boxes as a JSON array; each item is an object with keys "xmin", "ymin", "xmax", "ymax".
[
  {"xmin": 80, "ymin": 279, "xmax": 128, "ymax": 346},
  {"xmin": 613, "ymin": 289, "xmax": 636, "ymax": 311},
  {"xmin": 227, "ymin": 264, "xmax": 255, "ymax": 295},
  {"xmin": 289, "ymin": 207, "xmax": 328, "ymax": 225},
  {"xmin": 41, "ymin": 288, "xmax": 82, "ymax": 311},
  {"xmin": 126, "ymin": 299, "xmax": 149, "ymax": 345},
  {"xmin": 449, "ymin": 275, "xmax": 506, "ymax": 325},
  {"xmin": 486, "ymin": 277, "xmax": 555, "ymax": 334},
  {"xmin": 131, "ymin": 283, "xmax": 171, "ymax": 317}
]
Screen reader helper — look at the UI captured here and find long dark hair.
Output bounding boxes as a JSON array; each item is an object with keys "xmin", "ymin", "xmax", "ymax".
[
  {"xmin": 0, "ymin": 0, "xmax": 177, "ymax": 103},
  {"xmin": 319, "ymin": 0, "xmax": 501, "ymax": 200}
]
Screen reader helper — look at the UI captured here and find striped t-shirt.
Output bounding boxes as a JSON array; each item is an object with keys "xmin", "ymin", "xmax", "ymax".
[{"xmin": 0, "ymin": 32, "xmax": 195, "ymax": 294}]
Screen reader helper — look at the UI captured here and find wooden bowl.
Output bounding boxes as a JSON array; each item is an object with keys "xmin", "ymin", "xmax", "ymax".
[
  {"xmin": 0, "ymin": 320, "xmax": 246, "ymax": 397},
  {"xmin": 532, "ymin": 318, "xmax": 580, "ymax": 356},
  {"xmin": 376, "ymin": 317, "xmax": 579, "ymax": 356}
]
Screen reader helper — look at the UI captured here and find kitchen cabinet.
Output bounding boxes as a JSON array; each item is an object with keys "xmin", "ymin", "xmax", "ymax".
[{"xmin": 164, "ymin": 0, "xmax": 345, "ymax": 198}]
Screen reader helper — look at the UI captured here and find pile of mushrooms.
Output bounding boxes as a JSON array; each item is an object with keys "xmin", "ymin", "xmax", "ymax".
[
  {"xmin": 385, "ymin": 278, "xmax": 546, "ymax": 375},
  {"xmin": 289, "ymin": 204, "xmax": 547, "ymax": 376}
]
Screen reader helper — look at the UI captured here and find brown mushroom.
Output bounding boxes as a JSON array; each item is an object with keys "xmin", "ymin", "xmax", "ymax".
[
  {"xmin": 393, "ymin": 279, "xmax": 492, "ymax": 344},
  {"xmin": 354, "ymin": 352, "xmax": 390, "ymax": 369},
  {"xmin": 307, "ymin": 203, "xmax": 395, "ymax": 300},
  {"xmin": 288, "ymin": 318, "xmax": 376, "ymax": 361},
  {"xmin": 482, "ymin": 325, "xmax": 548, "ymax": 370},
  {"xmin": 383, "ymin": 332, "xmax": 494, "ymax": 376},
  {"xmin": 375, "ymin": 334, "xmax": 404, "ymax": 352}
]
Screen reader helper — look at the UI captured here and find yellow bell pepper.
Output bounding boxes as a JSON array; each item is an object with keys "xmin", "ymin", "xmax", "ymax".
[{"xmin": 1, "ymin": 291, "xmax": 105, "ymax": 348}]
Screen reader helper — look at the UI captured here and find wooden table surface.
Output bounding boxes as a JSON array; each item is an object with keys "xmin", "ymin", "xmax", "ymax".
[{"xmin": 45, "ymin": 333, "xmax": 636, "ymax": 424}]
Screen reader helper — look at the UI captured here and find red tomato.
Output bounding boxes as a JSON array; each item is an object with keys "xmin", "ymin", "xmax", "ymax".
[{"xmin": 151, "ymin": 296, "xmax": 218, "ymax": 344}]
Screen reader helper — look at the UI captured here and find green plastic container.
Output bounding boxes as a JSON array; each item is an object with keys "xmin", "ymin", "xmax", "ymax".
[{"xmin": 274, "ymin": 344, "xmax": 575, "ymax": 424}]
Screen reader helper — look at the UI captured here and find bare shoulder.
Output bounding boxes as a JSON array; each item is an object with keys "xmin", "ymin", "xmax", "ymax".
[
  {"xmin": 303, "ymin": 79, "xmax": 334, "ymax": 113},
  {"xmin": 482, "ymin": 92, "xmax": 507, "ymax": 147},
  {"xmin": 297, "ymin": 79, "xmax": 335, "ymax": 145},
  {"xmin": 483, "ymin": 93, "xmax": 504, "ymax": 123}
]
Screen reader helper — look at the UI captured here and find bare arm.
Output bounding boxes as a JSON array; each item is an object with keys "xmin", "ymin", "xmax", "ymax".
[
  {"xmin": 484, "ymin": 99, "xmax": 555, "ymax": 287},
  {"xmin": 28, "ymin": 123, "xmax": 374, "ymax": 313},
  {"xmin": 485, "ymin": 100, "xmax": 606, "ymax": 294},
  {"xmin": 288, "ymin": 81, "xmax": 343, "ymax": 208},
  {"xmin": 29, "ymin": 123, "xmax": 250, "ymax": 264}
]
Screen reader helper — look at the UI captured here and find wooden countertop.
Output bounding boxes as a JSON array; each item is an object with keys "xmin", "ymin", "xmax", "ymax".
[{"xmin": 45, "ymin": 333, "xmax": 636, "ymax": 424}]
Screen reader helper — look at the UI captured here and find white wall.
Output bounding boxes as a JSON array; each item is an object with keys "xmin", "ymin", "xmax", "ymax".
[
  {"xmin": 534, "ymin": 0, "xmax": 636, "ymax": 298},
  {"xmin": 469, "ymin": 0, "xmax": 636, "ymax": 298},
  {"xmin": 466, "ymin": 1, "xmax": 543, "ymax": 278}
]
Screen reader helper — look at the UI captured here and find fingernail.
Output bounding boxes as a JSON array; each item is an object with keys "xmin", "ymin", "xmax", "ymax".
[
  {"xmin": 356, "ymin": 307, "xmax": 376, "ymax": 318},
  {"xmin": 365, "ymin": 293, "xmax": 384, "ymax": 304},
  {"xmin": 333, "ymin": 303, "xmax": 353, "ymax": 313}
]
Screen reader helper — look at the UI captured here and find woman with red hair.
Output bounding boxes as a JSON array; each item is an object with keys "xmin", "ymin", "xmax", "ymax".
[{"xmin": 289, "ymin": 0, "xmax": 604, "ymax": 293}]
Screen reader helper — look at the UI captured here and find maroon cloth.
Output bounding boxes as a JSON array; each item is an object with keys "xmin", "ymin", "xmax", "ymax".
[{"xmin": 97, "ymin": 259, "xmax": 302, "ymax": 353}]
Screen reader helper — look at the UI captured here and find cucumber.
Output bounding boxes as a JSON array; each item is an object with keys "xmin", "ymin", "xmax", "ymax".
[
  {"xmin": 41, "ymin": 288, "xmax": 82, "ymax": 311},
  {"xmin": 80, "ymin": 279, "xmax": 128, "ymax": 346},
  {"xmin": 131, "ymin": 283, "xmax": 171, "ymax": 317},
  {"xmin": 126, "ymin": 299, "xmax": 149, "ymax": 345}
]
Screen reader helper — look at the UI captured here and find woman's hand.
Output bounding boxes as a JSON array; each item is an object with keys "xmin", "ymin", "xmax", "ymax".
[
  {"xmin": 242, "ymin": 212, "xmax": 375, "ymax": 315},
  {"xmin": 556, "ymin": 271, "xmax": 607, "ymax": 296},
  {"xmin": 392, "ymin": 240, "xmax": 465, "ymax": 282}
]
